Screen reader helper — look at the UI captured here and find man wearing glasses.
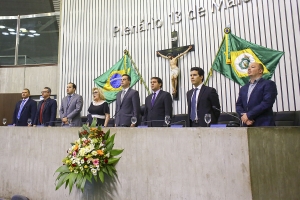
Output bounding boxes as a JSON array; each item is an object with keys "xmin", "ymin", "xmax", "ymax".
[{"xmin": 33, "ymin": 87, "xmax": 57, "ymax": 127}]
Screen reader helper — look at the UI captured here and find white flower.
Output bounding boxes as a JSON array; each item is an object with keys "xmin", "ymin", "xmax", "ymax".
[
  {"xmin": 78, "ymin": 148, "xmax": 86, "ymax": 156},
  {"xmin": 80, "ymin": 159, "xmax": 84, "ymax": 164},
  {"xmin": 85, "ymin": 144, "xmax": 95, "ymax": 152},
  {"xmin": 91, "ymin": 151, "xmax": 97, "ymax": 156},
  {"xmin": 72, "ymin": 160, "xmax": 76, "ymax": 164},
  {"xmin": 91, "ymin": 168, "xmax": 97, "ymax": 175},
  {"xmin": 82, "ymin": 137, "xmax": 87, "ymax": 141},
  {"xmin": 80, "ymin": 167, "xmax": 83, "ymax": 171},
  {"xmin": 105, "ymin": 153, "xmax": 110, "ymax": 158},
  {"xmin": 76, "ymin": 138, "xmax": 81, "ymax": 144},
  {"xmin": 99, "ymin": 143, "xmax": 104, "ymax": 147}
]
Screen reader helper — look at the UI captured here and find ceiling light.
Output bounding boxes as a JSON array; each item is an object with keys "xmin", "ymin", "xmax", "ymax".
[
  {"xmin": 8, "ymin": 28, "xmax": 15, "ymax": 32},
  {"xmin": 28, "ymin": 34, "xmax": 34, "ymax": 37},
  {"xmin": 34, "ymin": 33, "xmax": 40, "ymax": 36},
  {"xmin": 19, "ymin": 33, "xmax": 25, "ymax": 36},
  {"xmin": 10, "ymin": 32, "xmax": 16, "ymax": 35},
  {"xmin": 20, "ymin": 28, "xmax": 27, "ymax": 32},
  {"xmin": 29, "ymin": 30, "xmax": 36, "ymax": 33},
  {"xmin": 0, "ymin": 25, "xmax": 5, "ymax": 29},
  {"xmin": 2, "ymin": 32, "xmax": 9, "ymax": 35}
]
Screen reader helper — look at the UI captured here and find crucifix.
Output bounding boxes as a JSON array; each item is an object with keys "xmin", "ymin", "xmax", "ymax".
[{"xmin": 156, "ymin": 31, "xmax": 194, "ymax": 100}]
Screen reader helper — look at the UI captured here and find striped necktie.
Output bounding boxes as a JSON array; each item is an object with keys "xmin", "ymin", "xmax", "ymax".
[
  {"xmin": 190, "ymin": 88, "xmax": 198, "ymax": 120},
  {"xmin": 17, "ymin": 99, "xmax": 26, "ymax": 120}
]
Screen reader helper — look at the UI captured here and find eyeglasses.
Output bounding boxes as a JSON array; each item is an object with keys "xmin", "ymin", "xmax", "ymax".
[{"xmin": 93, "ymin": 91, "xmax": 99, "ymax": 94}]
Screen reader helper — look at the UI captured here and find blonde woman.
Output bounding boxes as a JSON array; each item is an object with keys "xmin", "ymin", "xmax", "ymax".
[{"xmin": 87, "ymin": 88, "xmax": 110, "ymax": 127}]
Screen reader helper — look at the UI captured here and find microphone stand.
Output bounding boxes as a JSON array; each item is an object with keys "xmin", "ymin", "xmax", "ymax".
[{"xmin": 212, "ymin": 106, "xmax": 242, "ymax": 127}]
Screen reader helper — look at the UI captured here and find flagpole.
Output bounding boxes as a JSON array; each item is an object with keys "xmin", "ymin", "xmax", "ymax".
[
  {"xmin": 124, "ymin": 50, "xmax": 151, "ymax": 95},
  {"xmin": 204, "ymin": 35, "xmax": 226, "ymax": 85}
]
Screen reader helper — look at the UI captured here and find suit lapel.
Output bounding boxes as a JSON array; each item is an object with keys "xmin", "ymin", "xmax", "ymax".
[
  {"xmin": 43, "ymin": 100, "xmax": 49, "ymax": 113},
  {"xmin": 197, "ymin": 86, "xmax": 206, "ymax": 104},
  {"xmin": 152, "ymin": 91, "xmax": 162, "ymax": 107},
  {"xmin": 247, "ymin": 79, "xmax": 263, "ymax": 104},
  {"xmin": 121, "ymin": 88, "xmax": 130, "ymax": 105}
]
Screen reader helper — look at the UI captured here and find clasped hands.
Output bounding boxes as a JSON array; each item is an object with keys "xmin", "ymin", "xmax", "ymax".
[{"xmin": 241, "ymin": 113, "xmax": 254, "ymax": 126}]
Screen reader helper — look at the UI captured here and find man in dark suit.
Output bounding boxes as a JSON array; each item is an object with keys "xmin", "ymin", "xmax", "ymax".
[
  {"xmin": 115, "ymin": 74, "xmax": 140, "ymax": 127},
  {"xmin": 187, "ymin": 67, "xmax": 220, "ymax": 127},
  {"xmin": 236, "ymin": 62, "xmax": 277, "ymax": 126},
  {"xmin": 33, "ymin": 87, "xmax": 57, "ymax": 127},
  {"xmin": 12, "ymin": 88, "xmax": 37, "ymax": 126},
  {"xmin": 59, "ymin": 82, "xmax": 83, "ymax": 127},
  {"xmin": 143, "ymin": 77, "xmax": 173, "ymax": 127}
]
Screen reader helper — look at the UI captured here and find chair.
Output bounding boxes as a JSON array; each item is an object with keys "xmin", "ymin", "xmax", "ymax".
[
  {"xmin": 11, "ymin": 195, "xmax": 29, "ymax": 200},
  {"xmin": 107, "ymin": 118, "xmax": 115, "ymax": 127},
  {"xmin": 273, "ymin": 111, "xmax": 296, "ymax": 126},
  {"xmin": 171, "ymin": 114, "xmax": 189, "ymax": 127},
  {"xmin": 217, "ymin": 112, "xmax": 240, "ymax": 127}
]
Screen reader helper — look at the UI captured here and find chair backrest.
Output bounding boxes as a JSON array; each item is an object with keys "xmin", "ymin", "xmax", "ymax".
[
  {"xmin": 273, "ymin": 111, "xmax": 296, "ymax": 126},
  {"xmin": 171, "ymin": 114, "xmax": 189, "ymax": 127},
  {"xmin": 107, "ymin": 118, "xmax": 115, "ymax": 127},
  {"xmin": 217, "ymin": 112, "xmax": 240, "ymax": 126}
]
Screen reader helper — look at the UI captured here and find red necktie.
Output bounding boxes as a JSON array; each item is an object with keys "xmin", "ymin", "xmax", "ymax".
[{"xmin": 39, "ymin": 101, "xmax": 45, "ymax": 124}]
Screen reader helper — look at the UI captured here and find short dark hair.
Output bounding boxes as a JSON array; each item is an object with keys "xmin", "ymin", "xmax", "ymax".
[
  {"xmin": 190, "ymin": 67, "xmax": 205, "ymax": 82},
  {"xmin": 122, "ymin": 74, "xmax": 131, "ymax": 82},
  {"xmin": 44, "ymin": 87, "xmax": 51, "ymax": 94},
  {"xmin": 23, "ymin": 88, "xmax": 30, "ymax": 94},
  {"xmin": 151, "ymin": 77, "xmax": 163, "ymax": 88},
  {"xmin": 68, "ymin": 82, "xmax": 76, "ymax": 90}
]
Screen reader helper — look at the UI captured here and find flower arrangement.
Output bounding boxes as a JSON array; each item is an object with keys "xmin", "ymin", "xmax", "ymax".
[{"xmin": 55, "ymin": 120, "xmax": 123, "ymax": 193}]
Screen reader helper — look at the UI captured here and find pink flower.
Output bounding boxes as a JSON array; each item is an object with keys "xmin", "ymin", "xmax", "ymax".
[
  {"xmin": 73, "ymin": 151, "xmax": 77, "ymax": 157},
  {"xmin": 92, "ymin": 159, "xmax": 99, "ymax": 166}
]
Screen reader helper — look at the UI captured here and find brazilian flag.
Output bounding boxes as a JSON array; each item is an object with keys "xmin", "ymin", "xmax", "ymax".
[
  {"xmin": 212, "ymin": 29, "xmax": 284, "ymax": 86},
  {"xmin": 94, "ymin": 55, "xmax": 140, "ymax": 103}
]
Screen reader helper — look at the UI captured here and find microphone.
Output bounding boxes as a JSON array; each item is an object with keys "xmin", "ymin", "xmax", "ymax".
[
  {"xmin": 170, "ymin": 120, "xmax": 186, "ymax": 127},
  {"xmin": 212, "ymin": 106, "xmax": 242, "ymax": 127}
]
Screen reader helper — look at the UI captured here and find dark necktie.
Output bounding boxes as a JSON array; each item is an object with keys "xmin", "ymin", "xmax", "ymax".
[
  {"xmin": 39, "ymin": 100, "xmax": 46, "ymax": 124},
  {"xmin": 190, "ymin": 88, "xmax": 198, "ymax": 120},
  {"xmin": 121, "ymin": 90, "xmax": 126, "ymax": 103},
  {"xmin": 151, "ymin": 92, "xmax": 156, "ymax": 107}
]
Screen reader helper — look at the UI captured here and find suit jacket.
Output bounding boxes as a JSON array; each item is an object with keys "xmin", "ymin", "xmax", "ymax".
[
  {"xmin": 236, "ymin": 78, "xmax": 277, "ymax": 126},
  {"xmin": 59, "ymin": 93, "xmax": 83, "ymax": 127},
  {"xmin": 12, "ymin": 98, "xmax": 37, "ymax": 126},
  {"xmin": 143, "ymin": 90, "xmax": 173, "ymax": 127},
  {"xmin": 186, "ymin": 85, "xmax": 220, "ymax": 127},
  {"xmin": 33, "ymin": 98, "xmax": 57, "ymax": 126},
  {"xmin": 115, "ymin": 88, "xmax": 140, "ymax": 127}
]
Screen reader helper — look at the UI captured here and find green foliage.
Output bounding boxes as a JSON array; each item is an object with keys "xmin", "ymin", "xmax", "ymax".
[{"xmin": 54, "ymin": 126, "xmax": 123, "ymax": 194}]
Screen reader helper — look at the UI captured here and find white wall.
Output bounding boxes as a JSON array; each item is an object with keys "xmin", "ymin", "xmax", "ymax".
[
  {"xmin": 59, "ymin": 0, "xmax": 300, "ymax": 116},
  {"xmin": 0, "ymin": 65, "xmax": 58, "ymax": 95}
]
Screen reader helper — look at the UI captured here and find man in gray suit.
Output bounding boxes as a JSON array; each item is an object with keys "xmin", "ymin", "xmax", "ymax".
[
  {"xmin": 115, "ymin": 74, "xmax": 140, "ymax": 127},
  {"xmin": 59, "ymin": 82, "xmax": 83, "ymax": 127}
]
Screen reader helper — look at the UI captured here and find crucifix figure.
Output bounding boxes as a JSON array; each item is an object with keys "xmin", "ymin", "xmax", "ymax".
[
  {"xmin": 157, "ymin": 46, "xmax": 192, "ymax": 97},
  {"xmin": 157, "ymin": 31, "xmax": 194, "ymax": 100}
]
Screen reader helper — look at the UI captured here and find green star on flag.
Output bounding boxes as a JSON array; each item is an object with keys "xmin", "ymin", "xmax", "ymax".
[{"xmin": 211, "ymin": 29, "xmax": 284, "ymax": 86}]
